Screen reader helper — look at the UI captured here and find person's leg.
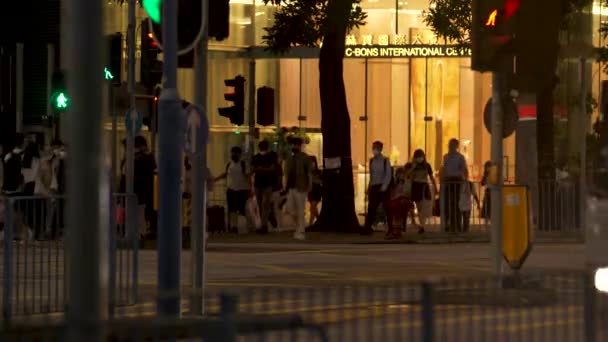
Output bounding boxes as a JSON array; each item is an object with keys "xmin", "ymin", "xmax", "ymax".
[
  {"xmin": 363, "ymin": 186, "xmax": 380, "ymax": 234},
  {"xmin": 308, "ymin": 200, "xmax": 319, "ymax": 226},
  {"xmin": 463, "ymin": 210, "xmax": 471, "ymax": 232},
  {"xmin": 226, "ymin": 189, "xmax": 237, "ymax": 231},
  {"xmin": 261, "ymin": 187, "xmax": 273, "ymax": 229},
  {"xmin": 294, "ymin": 190, "xmax": 307, "ymax": 239}
]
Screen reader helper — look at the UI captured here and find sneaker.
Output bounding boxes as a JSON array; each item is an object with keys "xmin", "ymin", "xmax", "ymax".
[{"xmin": 293, "ymin": 232, "xmax": 306, "ymax": 241}]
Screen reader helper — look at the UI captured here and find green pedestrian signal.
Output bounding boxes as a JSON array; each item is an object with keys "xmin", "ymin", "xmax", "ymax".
[
  {"xmin": 51, "ymin": 70, "xmax": 69, "ymax": 113},
  {"xmin": 143, "ymin": 0, "xmax": 162, "ymax": 24},
  {"xmin": 104, "ymin": 67, "xmax": 114, "ymax": 80},
  {"xmin": 52, "ymin": 92, "xmax": 70, "ymax": 111}
]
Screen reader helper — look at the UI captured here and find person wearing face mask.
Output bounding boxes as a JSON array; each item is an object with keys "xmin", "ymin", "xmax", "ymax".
[
  {"xmin": 405, "ymin": 149, "xmax": 437, "ymax": 233},
  {"xmin": 362, "ymin": 141, "xmax": 393, "ymax": 236},
  {"xmin": 215, "ymin": 146, "xmax": 251, "ymax": 232},
  {"xmin": 284, "ymin": 137, "xmax": 312, "ymax": 240},
  {"xmin": 251, "ymin": 140, "xmax": 280, "ymax": 234},
  {"xmin": 440, "ymin": 138, "xmax": 468, "ymax": 232}
]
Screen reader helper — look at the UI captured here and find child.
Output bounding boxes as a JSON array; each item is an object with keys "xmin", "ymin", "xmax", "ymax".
[
  {"xmin": 459, "ymin": 181, "xmax": 480, "ymax": 232},
  {"xmin": 384, "ymin": 166, "xmax": 414, "ymax": 239}
]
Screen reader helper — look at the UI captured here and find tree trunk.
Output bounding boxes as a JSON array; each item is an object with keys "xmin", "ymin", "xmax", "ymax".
[{"xmin": 311, "ymin": 0, "xmax": 360, "ymax": 233}]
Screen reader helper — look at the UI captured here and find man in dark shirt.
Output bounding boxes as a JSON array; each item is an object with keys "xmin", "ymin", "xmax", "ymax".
[
  {"xmin": 251, "ymin": 140, "xmax": 280, "ymax": 233},
  {"xmin": 134, "ymin": 136, "xmax": 157, "ymax": 238}
]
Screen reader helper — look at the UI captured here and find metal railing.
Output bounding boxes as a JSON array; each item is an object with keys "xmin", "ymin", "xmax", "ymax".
[
  {"xmin": 2, "ymin": 270, "xmax": 607, "ymax": 341},
  {"xmin": 1, "ymin": 193, "xmax": 140, "ymax": 321}
]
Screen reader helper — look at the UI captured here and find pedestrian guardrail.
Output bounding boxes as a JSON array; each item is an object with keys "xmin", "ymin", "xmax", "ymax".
[
  {"xmin": 0, "ymin": 294, "xmax": 329, "ymax": 341},
  {"xmin": 2, "ymin": 270, "xmax": 606, "ymax": 341},
  {"xmin": 1, "ymin": 193, "xmax": 140, "ymax": 322}
]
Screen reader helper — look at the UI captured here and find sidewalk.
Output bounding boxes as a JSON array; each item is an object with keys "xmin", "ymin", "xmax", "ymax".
[{"xmin": 139, "ymin": 230, "xmax": 583, "ymax": 249}]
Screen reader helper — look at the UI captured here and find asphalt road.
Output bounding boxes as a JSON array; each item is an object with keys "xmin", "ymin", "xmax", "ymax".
[{"xmin": 3, "ymin": 242, "xmax": 603, "ymax": 341}]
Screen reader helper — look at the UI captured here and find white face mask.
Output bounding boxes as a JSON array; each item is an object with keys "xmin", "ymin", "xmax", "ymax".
[
  {"xmin": 372, "ymin": 149, "xmax": 381, "ymax": 156},
  {"xmin": 415, "ymin": 157, "xmax": 424, "ymax": 163},
  {"xmin": 259, "ymin": 151, "xmax": 267, "ymax": 155}
]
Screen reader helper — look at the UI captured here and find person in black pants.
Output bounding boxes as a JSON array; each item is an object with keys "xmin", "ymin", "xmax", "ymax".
[
  {"xmin": 362, "ymin": 141, "xmax": 393, "ymax": 235},
  {"xmin": 440, "ymin": 139, "xmax": 468, "ymax": 232}
]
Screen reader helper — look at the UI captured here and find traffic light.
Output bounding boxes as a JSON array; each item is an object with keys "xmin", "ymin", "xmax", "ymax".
[
  {"xmin": 144, "ymin": 0, "xmax": 204, "ymax": 54},
  {"xmin": 219, "ymin": 76, "xmax": 245, "ymax": 126},
  {"xmin": 514, "ymin": 0, "xmax": 562, "ymax": 92},
  {"xmin": 256, "ymin": 87, "xmax": 275, "ymax": 126},
  {"xmin": 209, "ymin": 0, "xmax": 230, "ymax": 41},
  {"xmin": 50, "ymin": 70, "xmax": 69, "ymax": 114},
  {"xmin": 141, "ymin": 20, "xmax": 163, "ymax": 90},
  {"xmin": 144, "ymin": 85, "xmax": 161, "ymax": 131},
  {"xmin": 106, "ymin": 32, "xmax": 122, "ymax": 86},
  {"xmin": 471, "ymin": 0, "xmax": 519, "ymax": 72}
]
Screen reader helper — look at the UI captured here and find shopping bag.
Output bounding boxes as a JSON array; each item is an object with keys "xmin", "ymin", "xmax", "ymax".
[
  {"xmin": 116, "ymin": 206, "xmax": 126, "ymax": 226},
  {"xmin": 246, "ymin": 196, "xmax": 262, "ymax": 230}
]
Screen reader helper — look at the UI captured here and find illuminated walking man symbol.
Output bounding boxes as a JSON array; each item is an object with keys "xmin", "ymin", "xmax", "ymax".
[
  {"xmin": 104, "ymin": 67, "xmax": 114, "ymax": 80},
  {"xmin": 485, "ymin": 9, "xmax": 498, "ymax": 27},
  {"xmin": 56, "ymin": 93, "xmax": 69, "ymax": 109}
]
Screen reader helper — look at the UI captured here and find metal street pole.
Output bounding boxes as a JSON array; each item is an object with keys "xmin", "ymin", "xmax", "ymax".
[
  {"xmin": 65, "ymin": 0, "xmax": 105, "ymax": 339},
  {"xmin": 191, "ymin": 0, "xmax": 209, "ymax": 316},
  {"xmin": 580, "ymin": 58, "xmax": 588, "ymax": 232},
  {"xmin": 491, "ymin": 72, "xmax": 505, "ymax": 283},
  {"xmin": 248, "ymin": 60, "xmax": 256, "ymax": 158},
  {"xmin": 158, "ymin": 0, "xmax": 183, "ymax": 317},
  {"xmin": 126, "ymin": 0, "xmax": 136, "ymax": 194}
]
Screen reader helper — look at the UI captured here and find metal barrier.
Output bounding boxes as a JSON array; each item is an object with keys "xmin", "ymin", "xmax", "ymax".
[
  {"xmin": 1, "ymin": 193, "xmax": 139, "ymax": 321},
  {"xmin": 199, "ymin": 270, "xmax": 605, "ymax": 342},
  {"xmin": 0, "ymin": 294, "xmax": 329, "ymax": 341},
  {"xmin": 3, "ymin": 270, "xmax": 606, "ymax": 341},
  {"xmin": 208, "ymin": 178, "xmax": 584, "ymax": 239}
]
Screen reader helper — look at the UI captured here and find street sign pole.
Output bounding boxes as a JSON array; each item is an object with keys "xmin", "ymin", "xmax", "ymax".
[
  {"xmin": 126, "ymin": 0, "xmax": 136, "ymax": 216},
  {"xmin": 191, "ymin": 0, "xmax": 209, "ymax": 316},
  {"xmin": 65, "ymin": 0, "xmax": 105, "ymax": 339},
  {"xmin": 158, "ymin": 0, "xmax": 183, "ymax": 317},
  {"xmin": 491, "ymin": 72, "xmax": 505, "ymax": 285}
]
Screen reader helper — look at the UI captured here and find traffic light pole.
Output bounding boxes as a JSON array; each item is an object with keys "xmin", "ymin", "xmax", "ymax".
[
  {"xmin": 490, "ymin": 71, "xmax": 505, "ymax": 284},
  {"xmin": 158, "ymin": 0, "xmax": 183, "ymax": 317},
  {"xmin": 65, "ymin": 0, "xmax": 106, "ymax": 339},
  {"xmin": 191, "ymin": 0, "xmax": 209, "ymax": 316},
  {"xmin": 248, "ymin": 60, "xmax": 256, "ymax": 157},
  {"xmin": 126, "ymin": 0, "xmax": 136, "ymax": 198}
]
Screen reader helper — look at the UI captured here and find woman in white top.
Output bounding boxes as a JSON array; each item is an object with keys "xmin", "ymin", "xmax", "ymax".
[{"xmin": 22, "ymin": 142, "xmax": 41, "ymax": 196}]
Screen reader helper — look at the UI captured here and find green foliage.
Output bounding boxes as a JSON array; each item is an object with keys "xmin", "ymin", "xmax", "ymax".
[
  {"xmin": 267, "ymin": 126, "xmax": 311, "ymax": 160},
  {"xmin": 261, "ymin": 0, "xmax": 367, "ymax": 53},
  {"xmin": 422, "ymin": 0, "xmax": 471, "ymax": 45}
]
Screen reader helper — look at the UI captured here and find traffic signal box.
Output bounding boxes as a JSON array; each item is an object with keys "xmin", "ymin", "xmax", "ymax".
[
  {"xmin": 141, "ymin": 20, "xmax": 163, "ymax": 90},
  {"xmin": 471, "ymin": 0, "xmax": 519, "ymax": 72},
  {"xmin": 219, "ymin": 76, "xmax": 245, "ymax": 126},
  {"xmin": 107, "ymin": 33, "xmax": 122, "ymax": 86},
  {"xmin": 256, "ymin": 87, "xmax": 275, "ymax": 126},
  {"xmin": 50, "ymin": 70, "xmax": 69, "ymax": 114}
]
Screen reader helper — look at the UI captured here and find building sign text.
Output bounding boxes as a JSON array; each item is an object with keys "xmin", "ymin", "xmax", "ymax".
[{"xmin": 345, "ymin": 45, "xmax": 472, "ymax": 59}]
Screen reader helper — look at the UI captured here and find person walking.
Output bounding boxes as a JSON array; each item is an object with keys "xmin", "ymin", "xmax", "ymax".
[
  {"xmin": 133, "ymin": 136, "xmax": 157, "ymax": 239},
  {"xmin": 21, "ymin": 142, "xmax": 44, "ymax": 238},
  {"xmin": 307, "ymin": 156, "xmax": 322, "ymax": 227},
  {"xmin": 405, "ymin": 149, "xmax": 437, "ymax": 234},
  {"xmin": 215, "ymin": 146, "xmax": 251, "ymax": 232},
  {"xmin": 284, "ymin": 137, "xmax": 312, "ymax": 240},
  {"xmin": 251, "ymin": 140, "xmax": 280, "ymax": 234},
  {"xmin": 440, "ymin": 138, "xmax": 468, "ymax": 232},
  {"xmin": 362, "ymin": 141, "xmax": 393, "ymax": 236}
]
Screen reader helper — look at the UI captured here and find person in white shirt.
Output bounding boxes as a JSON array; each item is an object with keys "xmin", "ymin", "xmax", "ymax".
[
  {"xmin": 362, "ymin": 141, "xmax": 393, "ymax": 235},
  {"xmin": 215, "ymin": 146, "xmax": 251, "ymax": 232}
]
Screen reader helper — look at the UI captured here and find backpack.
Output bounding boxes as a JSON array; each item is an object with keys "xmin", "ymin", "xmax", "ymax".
[
  {"xmin": 369, "ymin": 157, "xmax": 394, "ymax": 190},
  {"xmin": 3, "ymin": 152, "xmax": 23, "ymax": 192}
]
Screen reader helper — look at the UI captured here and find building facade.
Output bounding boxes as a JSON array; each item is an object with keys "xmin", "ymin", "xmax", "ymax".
[{"xmin": 102, "ymin": 0, "xmax": 606, "ymax": 214}]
